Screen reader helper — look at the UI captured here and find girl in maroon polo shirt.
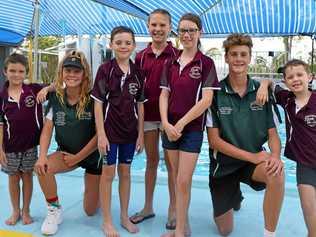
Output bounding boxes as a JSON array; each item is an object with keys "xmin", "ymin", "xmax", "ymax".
[
  {"xmin": 130, "ymin": 9, "xmax": 178, "ymax": 229},
  {"xmin": 160, "ymin": 13, "xmax": 220, "ymax": 237},
  {"xmin": 0, "ymin": 53, "xmax": 51, "ymax": 225},
  {"xmin": 92, "ymin": 26, "xmax": 145, "ymax": 237}
]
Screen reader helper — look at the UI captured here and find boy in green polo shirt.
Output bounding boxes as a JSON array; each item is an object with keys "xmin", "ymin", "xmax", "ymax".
[{"xmin": 206, "ymin": 34, "xmax": 284, "ymax": 237}]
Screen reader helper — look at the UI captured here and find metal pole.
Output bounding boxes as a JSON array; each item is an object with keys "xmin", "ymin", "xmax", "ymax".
[
  {"xmin": 312, "ymin": 35, "xmax": 315, "ymax": 75},
  {"xmin": 33, "ymin": 0, "xmax": 40, "ymax": 82}
]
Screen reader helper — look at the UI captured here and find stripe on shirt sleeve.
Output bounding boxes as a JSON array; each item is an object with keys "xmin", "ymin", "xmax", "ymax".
[{"xmin": 90, "ymin": 94, "xmax": 104, "ymax": 103}]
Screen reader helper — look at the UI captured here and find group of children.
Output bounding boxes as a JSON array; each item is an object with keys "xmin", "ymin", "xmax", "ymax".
[{"xmin": 0, "ymin": 8, "xmax": 315, "ymax": 237}]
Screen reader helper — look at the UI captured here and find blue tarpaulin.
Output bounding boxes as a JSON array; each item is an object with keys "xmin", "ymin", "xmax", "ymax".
[{"xmin": 0, "ymin": 0, "xmax": 315, "ymax": 45}]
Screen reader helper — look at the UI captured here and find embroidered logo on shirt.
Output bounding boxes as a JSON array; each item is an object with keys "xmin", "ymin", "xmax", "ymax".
[
  {"xmin": 24, "ymin": 96, "xmax": 35, "ymax": 108},
  {"xmin": 250, "ymin": 101, "xmax": 263, "ymax": 111},
  {"xmin": 219, "ymin": 106, "xmax": 233, "ymax": 115},
  {"xmin": 189, "ymin": 66, "xmax": 201, "ymax": 79},
  {"xmin": 128, "ymin": 83, "xmax": 139, "ymax": 95},
  {"xmin": 80, "ymin": 111, "xmax": 92, "ymax": 120},
  {"xmin": 304, "ymin": 115, "xmax": 316, "ymax": 127},
  {"xmin": 55, "ymin": 111, "xmax": 66, "ymax": 126}
]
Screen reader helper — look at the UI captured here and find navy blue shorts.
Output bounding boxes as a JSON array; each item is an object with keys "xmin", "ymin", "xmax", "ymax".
[
  {"xmin": 103, "ymin": 143, "xmax": 136, "ymax": 166},
  {"xmin": 162, "ymin": 131, "xmax": 203, "ymax": 153}
]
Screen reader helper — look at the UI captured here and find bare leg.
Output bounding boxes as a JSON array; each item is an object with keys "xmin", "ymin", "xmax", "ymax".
[
  {"xmin": 21, "ymin": 172, "xmax": 33, "ymax": 224},
  {"xmin": 164, "ymin": 149, "xmax": 176, "ymax": 225},
  {"xmin": 118, "ymin": 164, "xmax": 139, "ymax": 233},
  {"xmin": 100, "ymin": 165, "xmax": 120, "ymax": 237},
  {"xmin": 37, "ymin": 152, "xmax": 74, "ymax": 200},
  {"xmin": 83, "ymin": 172, "xmax": 100, "ymax": 216},
  {"xmin": 252, "ymin": 163, "xmax": 284, "ymax": 232},
  {"xmin": 298, "ymin": 184, "xmax": 316, "ymax": 237},
  {"xmin": 214, "ymin": 210, "xmax": 234, "ymax": 236},
  {"xmin": 174, "ymin": 151, "xmax": 198, "ymax": 237},
  {"xmin": 5, "ymin": 173, "xmax": 21, "ymax": 225}
]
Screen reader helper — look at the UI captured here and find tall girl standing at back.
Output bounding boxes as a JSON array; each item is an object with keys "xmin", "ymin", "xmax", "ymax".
[
  {"xmin": 160, "ymin": 13, "xmax": 220, "ymax": 237},
  {"xmin": 130, "ymin": 9, "xmax": 178, "ymax": 230}
]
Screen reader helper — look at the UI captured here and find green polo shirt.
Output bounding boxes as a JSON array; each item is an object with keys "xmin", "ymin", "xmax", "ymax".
[
  {"xmin": 207, "ymin": 76, "xmax": 276, "ymax": 177},
  {"xmin": 45, "ymin": 92, "xmax": 98, "ymax": 165}
]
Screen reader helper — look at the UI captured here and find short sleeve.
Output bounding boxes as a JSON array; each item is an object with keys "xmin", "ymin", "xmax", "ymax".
[
  {"xmin": 206, "ymin": 97, "xmax": 220, "ymax": 128},
  {"xmin": 202, "ymin": 58, "xmax": 220, "ymax": 90},
  {"xmin": 274, "ymin": 84, "xmax": 291, "ymax": 108},
  {"xmin": 91, "ymin": 64, "xmax": 109, "ymax": 103},
  {"xmin": 0, "ymin": 98, "xmax": 4, "ymax": 124},
  {"xmin": 30, "ymin": 83, "xmax": 44, "ymax": 95},
  {"xmin": 160, "ymin": 59, "xmax": 171, "ymax": 90}
]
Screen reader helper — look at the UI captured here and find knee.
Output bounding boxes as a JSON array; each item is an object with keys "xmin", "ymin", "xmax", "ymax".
[
  {"xmin": 117, "ymin": 168, "xmax": 130, "ymax": 180},
  {"xmin": 146, "ymin": 157, "xmax": 159, "ymax": 170},
  {"xmin": 216, "ymin": 223, "xmax": 233, "ymax": 236},
  {"xmin": 102, "ymin": 170, "xmax": 115, "ymax": 182},
  {"xmin": 176, "ymin": 177, "xmax": 191, "ymax": 193},
  {"xmin": 84, "ymin": 206, "xmax": 97, "ymax": 216},
  {"xmin": 266, "ymin": 171, "xmax": 285, "ymax": 188}
]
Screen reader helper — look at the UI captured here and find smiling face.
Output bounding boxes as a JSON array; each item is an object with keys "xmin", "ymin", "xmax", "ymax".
[
  {"xmin": 284, "ymin": 65, "xmax": 312, "ymax": 94},
  {"xmin": 4, "ymin": 63, "xmax": 26, "ymax": 87},
  {"xmin": 148, "ymin": 13, "xmax": 171, "ymax": 44},
  {"xmin": 225, "ymin": 45, "xmax": 251, "ymax": 75},
  {"xmin": 62, "ymin": 67, "xmax": 84, "ymax": 88},
  {"xmin": 178, "ymin": 19, "xmax": 201, "ymax": 50},
  {"xmin": 110, "ymin": 32, "xmax": 135, "ymax": 61}
]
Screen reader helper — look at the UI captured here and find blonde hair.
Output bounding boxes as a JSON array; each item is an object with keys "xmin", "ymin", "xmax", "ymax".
[{"xmin": 55, "ymin": 50, "xmax": 91, "ymax": 118}]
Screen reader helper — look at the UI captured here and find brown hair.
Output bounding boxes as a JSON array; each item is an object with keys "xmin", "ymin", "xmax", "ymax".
[
  {"xmin": 110, "ymin": 26, "xmax": 135, "ymax": 43},
  {"xmin": 4, "ymin": 53, "xmax": 28, "ymax": 73},
  {"xmin": 148, "ymin": 9, "xmax": 172, "ymax": 24},
  {"xmin": 223, "ymin": 34, "xmax": 253, "ymax": 55},
  {"xmin": 55, "ymin": 50, "xmax": 91, "ymax": 118},
  {"xmin": 283, "ymin": 59, "xmax": 310, "ymax": 77},
  {"xmin": 178, "ymin": 13, "xmax": 202, "ymax": 48}
]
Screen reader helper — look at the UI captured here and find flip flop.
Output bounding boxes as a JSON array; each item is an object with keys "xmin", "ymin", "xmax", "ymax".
[
  {"xmin": 165, "ymin": 218, "xmax": 176, "ymax": 230},
  {"xmin": 129, "ymin": 212, "xmax": 155, "ymax": 224}
]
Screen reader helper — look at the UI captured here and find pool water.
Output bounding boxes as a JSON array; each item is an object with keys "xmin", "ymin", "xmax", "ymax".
[{"xmin": 48, "ymin": 107, "xmax": 296, "ymax": 182}]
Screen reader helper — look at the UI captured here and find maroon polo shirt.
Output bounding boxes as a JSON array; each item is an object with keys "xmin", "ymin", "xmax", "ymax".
[
  {"xmin": 275, "ymin": 86, "xmax": 316, "ymax": 167},
  {"xmin": 160, "ymin": 50, "xmax": 220, "ymax": 132},
  {"xmin": 135, "ymin": 42, "xmax": 178, "ymax": 122},
  {"xmin": 0, "ymin": 81, "xmax": 43, "ymax": 153},
  {"xmin": 92, "ymin": 58, "xmax": 145, "ymax": 144}
]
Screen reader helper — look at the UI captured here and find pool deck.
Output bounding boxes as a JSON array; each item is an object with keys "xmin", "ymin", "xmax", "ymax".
[{"xmin": 0, "ymin": 169, "xmax": 306, "ymax": 237}]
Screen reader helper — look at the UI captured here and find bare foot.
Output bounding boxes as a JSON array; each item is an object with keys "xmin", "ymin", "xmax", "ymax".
[
  {"xmin": 121, "ymin": 217, "xmax": 139, "ymax": 234},
  {"xmin": 161, "ymin": 231, "xmax": 175, "ymax": 237},
  {"xmin": 102, "ymin": 222, "xmax": 120, "ymax": 237},
  {"xmin": 22, "ymin": 211, "xmax": 33, "ymax": 225},
  {"xmin": 5, "ymin": 212, "xmax": 20, "ymax": 225}
]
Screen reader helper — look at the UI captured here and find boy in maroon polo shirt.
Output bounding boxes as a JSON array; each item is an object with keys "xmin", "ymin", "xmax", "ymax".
[
  {"xmin": 0, "ymin": 53, "xmax": 49, "ymax": 225},
  {"xmin": 257, "ymin": 59, "xmax": 316, "ymax": 236},
  {"xmin": 92, "ymin": 26, "xmax": 145, "ymax": 237},
  {"xmin": 160, "ymin": 13, "xmax": 220, "ymax": 237},
  {"xmin": 130, "ymin": 9, "xmax": 178, "ymax": 229}
]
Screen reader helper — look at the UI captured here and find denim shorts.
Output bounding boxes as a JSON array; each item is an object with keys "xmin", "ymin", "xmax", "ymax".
[
  {"xmin": 162, "ymin": 131, "xmax": 203, "ymax": 153},
  {"xmin": 103, "ymin": 143, "xmax": 136, "ymax": 166}
]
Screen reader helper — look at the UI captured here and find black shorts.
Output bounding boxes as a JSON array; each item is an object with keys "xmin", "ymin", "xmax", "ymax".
[
  {"xmin": 77, "ymin": 151, "xmax": 102, "ymax": 175},
  {"xmin": 296, "ymin": 162, "xmax": 316, "ymax": 187},
  {"xmin": 209, "ymin": 163, "xmax": 266, "ymax": 217}
]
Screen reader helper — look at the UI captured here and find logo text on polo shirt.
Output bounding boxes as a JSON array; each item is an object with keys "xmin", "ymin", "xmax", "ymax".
[
  {"xmin": 250, "ymin": 101, "xmax": 263, "ymax": 111},
  {"xmin": 80, "ymin": 111, "xmax": 92, "ymax": 120},
  {"xmin": 219, "ymin": 106, "xmax": 233, "ymax": 115},
  {"xmin": 304, "ymin": 115, "xmax": 316, "ymax": 127},
  {"xmin": 189, "ymin": 66, "xmax": 201, "ymax": 79},
  {"xmin": 24, "ymin": 96, "xmax": 35, "ymax": 108},
  {"xmin": 55, "ymin": 111, "xmax": 66, "ymax": 126},
  {"xmin": 128, "ymin": 83, "xmax": 139, "ymax": 95}
]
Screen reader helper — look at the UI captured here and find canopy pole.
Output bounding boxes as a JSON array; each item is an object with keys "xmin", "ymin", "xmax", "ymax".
[
  {"xmin": 32, "ymin": 0, "xmax": 40, "ymax": 82},
  {"xmin": 312, "ymin": 35, "xmax": 315, "ymax": 75}
]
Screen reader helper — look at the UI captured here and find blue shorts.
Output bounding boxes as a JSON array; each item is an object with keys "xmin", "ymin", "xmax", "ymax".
[
  {"xmin": 103, "ymin": 143, "xmax": 136, "ymax": 166},
  {"xmin": 162, "ymin": 131, "xmax": 203, "ymax": 153}
]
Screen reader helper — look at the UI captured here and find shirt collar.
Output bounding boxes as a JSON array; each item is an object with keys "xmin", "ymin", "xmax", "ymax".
[
  {"xmin": 222, "ymin": 75, "xmax": 257, "ymax": 95},
  {"xmin": 146, "ymin": 41, "xmax": 176, "ymax": 57}
]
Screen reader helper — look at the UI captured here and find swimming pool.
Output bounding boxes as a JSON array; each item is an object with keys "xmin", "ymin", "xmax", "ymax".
[{"xmin": 48, "ymin": 107, "xmax": 296, "ymax": 182}]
